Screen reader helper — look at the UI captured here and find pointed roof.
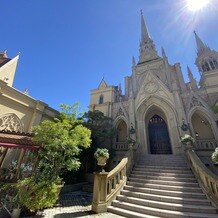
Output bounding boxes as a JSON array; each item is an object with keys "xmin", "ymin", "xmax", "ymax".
[
  {"xmin": 194, "ymin": 31, "xmax": 210, "ymax": 55},
  {"xmin": 187, "ymin": 66, "xmax": 194, "ymax": 80},
  {"xmin": 141, "ymin": 10, "xmax": 150, "ymax": 43},
  {"xmin": 98, "ymin": 77, "xmax": 108, "ymax": 89},
  {"xmin": 132, "ymin": 56, "xmax": 136, "ymax": 67},
  {"xmin": 161, "ymin": 47, "xmax": 166, "ymax": 58}
]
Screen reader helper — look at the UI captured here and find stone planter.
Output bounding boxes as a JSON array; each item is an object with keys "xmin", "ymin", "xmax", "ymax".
[
  {"xmin": 97, "ymin": 156, "xmax": 108, "ymax": 166},
  {"xmin": 11, "ymin": 208, "xmax": 21, "ymax": 218},
  {"xmin": 185, "ymin": 141, "xmax": 193, "ymax": 151}
]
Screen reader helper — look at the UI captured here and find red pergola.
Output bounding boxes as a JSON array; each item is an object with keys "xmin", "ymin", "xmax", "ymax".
[{"xmin": 0, "ymin": 130, "xmax": 41, "ymax": 182}]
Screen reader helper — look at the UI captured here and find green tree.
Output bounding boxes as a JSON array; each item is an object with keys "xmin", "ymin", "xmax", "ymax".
[
  {"xmin": 33, "ymin": 103, "xmax": 92, "ymax": 182},
  {"xmin": 80, "ymin": 110, "xmax": 116, "ymax": 173}
]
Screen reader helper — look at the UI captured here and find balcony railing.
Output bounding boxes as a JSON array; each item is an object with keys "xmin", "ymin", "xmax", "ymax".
[
  {"xmin": 113, "ymin": 142, "xmax": 129, "ymax": 151},
  {"xmin": 195, "ymin": 139, "xmax": 218, "ymax": 150}
]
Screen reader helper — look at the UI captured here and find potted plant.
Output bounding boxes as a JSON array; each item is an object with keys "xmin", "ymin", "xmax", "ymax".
[
  {"xmin": 212, "ymin": 147, "xmax": 218, "ymax": 163},
  {"xmin": 180, "ymin": 134, "xmax": 195, "ymax": 150},
  {"xmin": 94, "ymin": 148, "xmax": 109, "ymax": 166}
]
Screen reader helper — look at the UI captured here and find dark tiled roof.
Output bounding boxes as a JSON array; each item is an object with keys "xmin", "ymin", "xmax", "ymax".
[{"xmin": 0, "ymin": 130, "xmax": 40, "ymax": 149}]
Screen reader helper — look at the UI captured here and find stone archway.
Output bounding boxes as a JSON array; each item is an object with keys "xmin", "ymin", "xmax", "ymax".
[
  {"xmin": 116, "ymin": 120, "xmax": 128, "ymax": 143},
  {"xmin": 191, "ymin": 112, "xmax": 214, "ymax": 140},
  {"xmin": 136, "ymin": 97, "xmax": 180, "ymax": 156},
  {"xmin": 148, "ymin": 115, "xmax": 172, "ymax": 154},
  {"xmin": 188, "ymin": 107, "xmax": 218, "ymax": 140}
]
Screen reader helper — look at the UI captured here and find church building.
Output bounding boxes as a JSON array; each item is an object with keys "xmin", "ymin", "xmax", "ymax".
[
  {"xmin": 0, "ymin": 50, "xmax": 57, "ymax": 181},
  {"xmin": 90, "ymin": 13, "xmax": 218, "ymax": 168}
]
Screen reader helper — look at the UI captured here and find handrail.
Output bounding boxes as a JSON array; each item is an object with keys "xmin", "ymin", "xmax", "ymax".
[
  {"xmin": 92, "ymin": 157, "xmax": 128, "ymax": 213},
  {"xmin": 186, "ymin": 149, "xmax": 218, "ymax": 208},
  {"xmin": 91, "ymin": 144, "xmax": 137, "ymax": 214}
]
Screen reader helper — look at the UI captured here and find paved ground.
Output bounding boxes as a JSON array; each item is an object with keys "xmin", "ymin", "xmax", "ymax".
[{"xmin": 22, "ymin": 191, "xmax": 122, "ymax": 218}]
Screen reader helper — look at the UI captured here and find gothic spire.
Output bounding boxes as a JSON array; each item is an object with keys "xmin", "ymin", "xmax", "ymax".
[
  {"xmin": 194, "ymin": 31, "xmax": 210, "ymax": 56},
  {"xmin": 187, "ymin": 66, "xmax": 198, "ymax": 90},
  {"xmin": 187, "ymin": 66, "xmax": 194, "ymax": 81},
  {"xmin": 161, "ymin": 47, "xmax": 167, "ymax": 58},
  {"xmin": 141, "ymin": 10, "xmax": 150, "ymax": 43},
  {"xmin": 139, "ymin": 11, "xmax": 158, "ymax": 63},
  {"xmin": 132, "ymin": 56, "xmax": 136, "ymax": 67}
]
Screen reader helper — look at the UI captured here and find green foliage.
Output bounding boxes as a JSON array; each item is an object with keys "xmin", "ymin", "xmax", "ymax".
[
  {"xmin": 83, "ymin": 110, "xmax": 115, "ymax": 146},
  {"xmin": 212, "ymin": 147, "xmax": 218, "ymax": 163},
  {"xmin": 180, "ymin": 134, "xmax": 195, "ymax": 145},
  {"xmin": 0, "ymin": 183, "xmax": 20, "ymax": 210},
  {"xmin": 33, "ymin": 103, "xmax": 91, "ymax": 182},
  {"xmin": 17, "ymin": 177, "xmax": 59, "ymax": 212},
  {"xmin": 94, "ymin": 148, "xmax": 109, "ymax": 159},
  {"xmin": 79, "ymin": 110, "xmax": 116, "ymax": 173}
]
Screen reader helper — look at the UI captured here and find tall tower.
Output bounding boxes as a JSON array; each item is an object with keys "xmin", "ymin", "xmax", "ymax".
[
  {"xmin": 194, "ymin": 31, "xmax": 218, "ymax": 104},
  {"xmin": 138, "ymin": 11, "xmax": 159, "ymax": 63},
  {"xmin": 194, "ymin": 31, "xmax": 218, "ymax": 73}
]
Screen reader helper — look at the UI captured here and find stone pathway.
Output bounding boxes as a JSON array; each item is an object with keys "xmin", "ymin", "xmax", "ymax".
[{"xmin": 22, "ymin": 191, "xmax": 122, "ymax": 218}]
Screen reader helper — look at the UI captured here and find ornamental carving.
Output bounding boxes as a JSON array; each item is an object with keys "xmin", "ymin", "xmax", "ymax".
[
  {"xmin": 0, "ymin": 113, "xmax": 23, "ymax": 132},
  {"xmin": 190, "ymin": 96, "xmax": 204, "ymax": 109},
  {"xmin": 116, "ymin": 108, "xmax": 125, "ymax": 118},
  {"xmin": 144, "ymin": 82, "xmax": 158, "ymax": 94}
]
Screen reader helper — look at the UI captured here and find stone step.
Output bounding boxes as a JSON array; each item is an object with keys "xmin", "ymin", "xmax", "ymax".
[
  {"xmin": 129, "ymin": 177, "xmax": 199, "ymax": 187},
  {"xmin": 130, "ymin": 173, "xmax": 196, "ymax": 182},
  {"xmin": 133, "ymin": 167, "xmax": 192, "ymax": 174},
  {"xmin": 140, "ymin": 155, "xmax": 185, "ymax": 159},
  {"xmin": 121, "ymin": 190, "xmax": 210, "ymax": 206},
  {"xmin": 126, "ymin": 181, "xmax": 202, "ymax": 192},
  {"xmin": 111, "ymin": 200, "xmax": 218, "ymax": 218},
  {"xmin": 124, "ymin": 185, "xmax": 206, "ymax": 198},
  {"xmin": 135, "ymin": 165, "xmax": 189, "ymax": 170},
  {"xmin": 131, "ymin": 170, "xmax": 194, "ymax": 178},
  {"xmin": 117, "ymin": 195, "xmax": 216, "ymax": 214},
  {"xmin": 138, "ymin": 160, "xmax": 187, "ymax": 163},
  {"xmin": 107, "ymin": 206, "xmax": 161, "ymax": 218}
]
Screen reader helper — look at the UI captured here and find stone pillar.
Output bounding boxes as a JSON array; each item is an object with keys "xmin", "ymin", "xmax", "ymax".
[{"xmin": 92, "ymin": 172, "xmax": 108, "ymax": 213}]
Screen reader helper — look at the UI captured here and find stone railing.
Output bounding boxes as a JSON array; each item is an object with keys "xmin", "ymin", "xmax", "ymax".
[
  {"xmin": 113, "ymin": 142, "xmax": 129, "ymax": 151},
  {"xmin": 195, "ymin": 139, "xmax": 218, "ymax": 150},
  {"xmin": 186, "ymin": 149, "xmax": 218, "ymax": 207},
  {"xmin": 92, "ymin": 146, "xmax": 136, "ymax": 213},
  {"xmin": 92, "ymin": 157, "xmax": 128, "ymax": 213}
]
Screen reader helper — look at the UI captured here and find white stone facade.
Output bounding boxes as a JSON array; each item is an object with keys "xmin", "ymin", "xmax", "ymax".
[{"xmin": 90, "ymin": 13, "xmax": 218, "ymax": 159}]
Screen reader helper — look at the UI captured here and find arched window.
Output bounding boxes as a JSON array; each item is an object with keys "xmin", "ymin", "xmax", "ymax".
[
  {"xmin": 213, "ymin": 59, "xmax": 218, "ymax": 69},
  {"xmin": 209, "ymin": 60, "xmax": 215, "ymax": 70},
  {"xmin": 99, "ymin": 94, "xmax": 104, "ymax": 104},
  {"xmin": 205, "ymin": 62, "xmax": 210, "ymax": 71},
  {"xmin": 202, "ymin": 64, "xmax": 206, "ymax": 72}
]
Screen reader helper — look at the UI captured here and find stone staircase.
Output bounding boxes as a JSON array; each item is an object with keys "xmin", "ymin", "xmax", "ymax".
[{"xmin": 108, "ymin": 155, "xmax": 218, "ymax": 218}]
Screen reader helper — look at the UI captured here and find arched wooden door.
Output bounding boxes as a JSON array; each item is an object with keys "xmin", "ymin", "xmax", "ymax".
[{"xmin": 148, "ymin": 115, "xmax": 172, "ymax": 154}]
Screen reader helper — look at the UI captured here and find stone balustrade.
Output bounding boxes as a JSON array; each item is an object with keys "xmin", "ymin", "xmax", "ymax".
[
  {"xmin": 113, "ymin": 142, "xmax": 129, "ymax": 151},
  {"xmin": 186, "ymin": 149, "xmax": 218, "ymax": 207},
  {"xmin": 92, "ymin": 157, "xmax": 128, "ymax": 213},
  {"xmin": 195, "ymin": 139, "xmax": 218, "ymax": 150},
  {"xmin": 91, "ymin": 144, "xmax": 136, "ymax": 213}
]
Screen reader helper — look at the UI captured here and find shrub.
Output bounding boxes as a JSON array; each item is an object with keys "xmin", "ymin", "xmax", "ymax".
[{"xmin": 17, "ymin": 177, "xmax": 60, "ymax": 212}]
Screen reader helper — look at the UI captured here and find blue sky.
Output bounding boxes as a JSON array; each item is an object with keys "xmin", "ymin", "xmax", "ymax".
[{"xmin": 1, "ymin": 0, "xmax": 218, "ymax": 111}]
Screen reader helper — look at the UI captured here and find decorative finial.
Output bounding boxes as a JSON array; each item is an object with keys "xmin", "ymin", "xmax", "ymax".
[
  {"xmin": 23, "ymin": 88, "xmax": 29, "ymax": 95},
  {"xmin": 161, "ymin": 47, "xmax": 166, "ymax": 58},
  {"xmin": 140, "ymin": 9, "xmax": 143, "ymax": 15},
  {"xmin": 132, "ymin": 56, "xmax": 136, "ymax": 67}
]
